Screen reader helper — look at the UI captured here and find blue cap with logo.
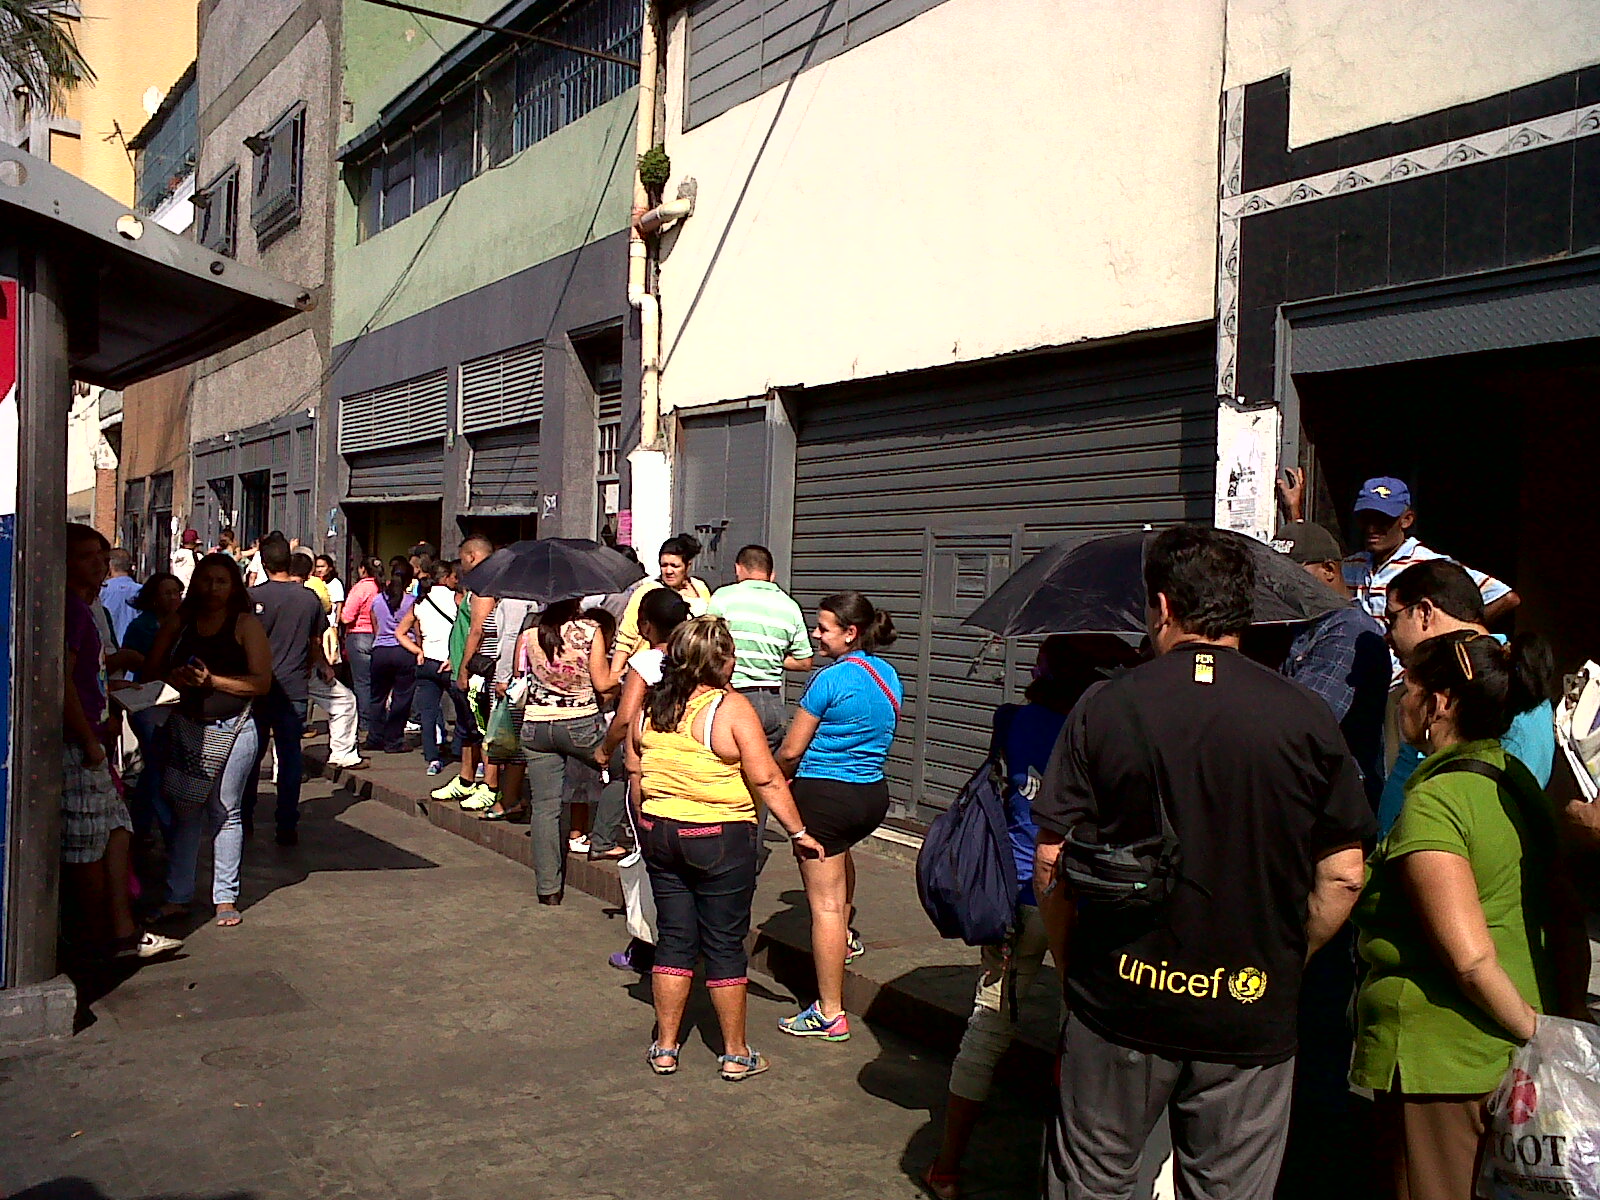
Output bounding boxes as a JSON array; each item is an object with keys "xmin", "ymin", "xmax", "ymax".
[{"xmin": 1353, "ymin": 476, "xmax": 1412, "ymax": 518}]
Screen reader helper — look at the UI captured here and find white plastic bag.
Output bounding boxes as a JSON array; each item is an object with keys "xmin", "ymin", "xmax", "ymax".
[
  {"xmin": 619, "ymin": 848, "xmax": 657, "ymax": 944},
  {"xmin": 1477, "ymin": 1016, "xmax": 1600, "ymax": 1199},
  {"xmin": 618, "ymin": 793, "xmax": 656, "ymax": 944}
]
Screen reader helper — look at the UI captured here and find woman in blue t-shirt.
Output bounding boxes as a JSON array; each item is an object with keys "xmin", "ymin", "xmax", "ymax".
[{"xmin": 775, "ymin": 590, "xmax": 903, "ymax": 1042}]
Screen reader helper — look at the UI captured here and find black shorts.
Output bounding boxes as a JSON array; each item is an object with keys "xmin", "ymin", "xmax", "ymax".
[{"xmin": 791, "ymin": 777, "xmax": 891, "ymax": 856}]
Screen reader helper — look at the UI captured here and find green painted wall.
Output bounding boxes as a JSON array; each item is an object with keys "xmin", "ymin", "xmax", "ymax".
[{"xmin": 334, "ymin": 1, "xmax": 637, "ymax": 346}]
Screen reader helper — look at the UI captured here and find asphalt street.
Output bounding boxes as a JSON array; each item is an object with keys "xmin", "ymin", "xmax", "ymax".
[{"xmin": 0, "ymin": 781, "xmax": 1043, "ymax": 1200}]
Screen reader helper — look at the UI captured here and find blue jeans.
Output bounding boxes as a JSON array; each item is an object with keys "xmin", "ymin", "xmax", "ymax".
[
  {"xmin": 127, "ymin": 707, "xmax": 173, "ymax": 842},
  {"xmin": 412, "ymin": 659, "xmax": 454, "ymax": 763},
  {"xmin": 244, "ymin": 686, "xmax": 307, "ymax": 834},
  {"xmin": 166, "ymin": 713, "xmax": 258, "ymax": 906},
  {"xmin": 346, "ymin": 631, "xmax": 375, "ymax": 733}
]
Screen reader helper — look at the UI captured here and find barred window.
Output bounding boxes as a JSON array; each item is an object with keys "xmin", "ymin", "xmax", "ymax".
[{"xmin": 354, "ymin": 0, "xmax": 639, "ymax": 240}]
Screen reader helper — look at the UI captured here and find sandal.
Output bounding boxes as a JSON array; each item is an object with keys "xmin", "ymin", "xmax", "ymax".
[
  {"xmin": 647, "ymin": 1043, "xmax": 680, "ymax": 1075},
  {"xmin": 717, "ymin": 1049, "xmax": 769, "ymax": 1082},
  {"xmin": 215, "ymin": 908, "xmax": 243, "ymax": 928},
  {"xmin": 478, "ymin": 806, "xmax": 528, "ymax": 822},
  {"xmin": 922, "ymin": 1165, "xmax": 961, "ymax": 1199}
]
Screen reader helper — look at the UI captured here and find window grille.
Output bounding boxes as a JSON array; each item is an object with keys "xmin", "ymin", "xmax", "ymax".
[
  {"xmin": 459, "ymin": 342, "xmax": 544, "ymax": 433},
  {"xmin": 339, "ymin": 369, "xmax": 451, "ymax": 453}
]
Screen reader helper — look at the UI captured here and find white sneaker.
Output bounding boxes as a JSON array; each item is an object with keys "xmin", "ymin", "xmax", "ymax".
[{"xmin": 116, "ymin": 930, "xmax": 183, "ymax": 959}]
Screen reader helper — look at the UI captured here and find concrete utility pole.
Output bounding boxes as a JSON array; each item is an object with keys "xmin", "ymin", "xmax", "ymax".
[{"xmin": 0, "ymin": 144, "xmax": 308, "ymax": 1044}]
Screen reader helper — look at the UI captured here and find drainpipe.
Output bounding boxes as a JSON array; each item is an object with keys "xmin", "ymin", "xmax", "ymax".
[{"xmin": 625, "ymin": 0, "xmax": 670, "ymax": 558}]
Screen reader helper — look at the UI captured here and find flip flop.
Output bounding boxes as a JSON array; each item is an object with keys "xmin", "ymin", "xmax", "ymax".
[
  {"xmin": 647, "ymin": 1043, "xmax": 680, "ymax": 1075},
  {"xmin": 478, "ymin": 806, "xmax": 528, "ymax": 822},
  {"xmin": 717, "ymin": 1049, "xmax": 769, "ymax": 1082},
  {"xmin": 215, "ymin": 909, "xmax": 243, "ymax": 928}
]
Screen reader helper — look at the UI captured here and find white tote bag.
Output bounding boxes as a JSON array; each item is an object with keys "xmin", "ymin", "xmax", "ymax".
[{"xmin": 618, "ymin": 791, "xmax": 657, "ymax": 944}]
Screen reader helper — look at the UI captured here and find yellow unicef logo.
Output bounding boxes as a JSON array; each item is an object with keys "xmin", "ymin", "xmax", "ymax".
[{"xmin": 1228, "ymin": 968, "xmax": 1268, "ymax": 1003}]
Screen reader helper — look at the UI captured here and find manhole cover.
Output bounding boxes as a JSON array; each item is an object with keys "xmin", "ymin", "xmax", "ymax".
[{"xmin": 202, "ymin": 1046, "xmax": 291, "ymax": 1070}]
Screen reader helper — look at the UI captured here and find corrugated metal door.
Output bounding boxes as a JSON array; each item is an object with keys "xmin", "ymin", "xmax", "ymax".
[
  {"xmin": 675, "ymin": 407, "xmax": 769, "ymax": 587},
  {"xmin": 346, "ymin": 443, "xmax": 446, "ymax": 500},
  {"xmin": 468, "ymin": 422, "xmax": 541, "ymax": 512},
  {"xmin": 788, "ymin": 334, "xmax": 1216, "ymax": 821}
]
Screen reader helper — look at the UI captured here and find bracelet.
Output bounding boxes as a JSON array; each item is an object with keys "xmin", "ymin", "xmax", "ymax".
[{"xmin": 788, "ymin": 826, "xmax": 808, "ymax": 841}]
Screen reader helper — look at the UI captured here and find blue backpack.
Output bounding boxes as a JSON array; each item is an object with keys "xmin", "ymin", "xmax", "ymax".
[{"xmin": 916, "ymin": 705, "xmax": 1020, "ymax": 946}]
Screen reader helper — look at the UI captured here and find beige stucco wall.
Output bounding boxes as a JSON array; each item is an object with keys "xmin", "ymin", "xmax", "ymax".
[
  {"xmin": 656, "ymin": 0, "xmax": 1226, "ymax": 412},
  {"xmin": 1225, "ymin": 0, "xmax": 1600, "ymax": 148},
  {"xmin": 196, "ymin": 22, "xmax": 332, "ymax": 290},
  {"xmin": 192, "ymin": 328, "xmax": 322, "ymax": 442}
]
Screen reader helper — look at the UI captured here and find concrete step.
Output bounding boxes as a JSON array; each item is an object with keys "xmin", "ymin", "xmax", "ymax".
[{"xmin": 305, "ymin": 745, "xmax": 1059, "ymax": 1089}]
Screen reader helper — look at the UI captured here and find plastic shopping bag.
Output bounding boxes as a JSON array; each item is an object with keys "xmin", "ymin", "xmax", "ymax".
[
  {"xmin": 619, "ymin": 794, "xmax": 657, "ymax": 944},
  {"xmin": 484, "ymin": 696, "xmax": 521, "ymax": 762},
  {"xmin": 1477, "ymin": 1016, "xmax": 1600, "ymax": 1199}
]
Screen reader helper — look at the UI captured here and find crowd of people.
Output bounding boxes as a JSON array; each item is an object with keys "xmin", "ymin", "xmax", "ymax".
[{"xmin": 55, "ymin": 475, "xmax": 1600, "ymax": 1200}]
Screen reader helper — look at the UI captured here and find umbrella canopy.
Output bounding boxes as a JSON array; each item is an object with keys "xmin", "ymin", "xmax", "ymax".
[
  {"xmin": 459, "ymin": 538, "xmax": 645, "ymax": 603},
  {"xmin": 963, "ymin": 529, "xmax": 1347, "ymax": 638}
]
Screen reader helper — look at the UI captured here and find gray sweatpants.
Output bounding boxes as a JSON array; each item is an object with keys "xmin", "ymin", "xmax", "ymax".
[{"xmin": 1045, "ymin": 1015, "xmax": 1294, "ymax": 1200}]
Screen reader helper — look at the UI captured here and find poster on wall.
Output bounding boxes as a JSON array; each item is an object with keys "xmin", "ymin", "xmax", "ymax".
[
  {"xmin": 0, "ymin": 278, "xmax": 18, "ymax": 980},
  {"xmin": 1215, "ymin": 402, "xmax": 1280, "ymax": 545}
]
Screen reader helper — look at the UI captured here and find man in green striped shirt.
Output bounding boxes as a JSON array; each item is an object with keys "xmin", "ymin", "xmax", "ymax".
[
  {"xmin": 709, "ymin": 545, "xmax": 813, "ymax": 872},
  {"xmin": 707, "ymin": 544, "xmax": 814, "ymax": 750}
]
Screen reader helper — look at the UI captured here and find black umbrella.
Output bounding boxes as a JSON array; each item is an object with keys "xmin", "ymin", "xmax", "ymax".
[
  {"xmin": 963, "ymin": 529, "xmax": 1346, "ymax": 637},
  {"xmin": 459, "ymin": 538, "xmax": 645, "ymax": 603}
]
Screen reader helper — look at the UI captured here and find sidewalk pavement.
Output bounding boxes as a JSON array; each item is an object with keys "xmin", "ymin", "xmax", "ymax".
[
  {"xmin": 304, "ymin": 743, "xmax": 1062, "ymax": 1080},
  {"xmin": 0, "ymin": 782, "xmax": 1045, "ymax": 1199}
]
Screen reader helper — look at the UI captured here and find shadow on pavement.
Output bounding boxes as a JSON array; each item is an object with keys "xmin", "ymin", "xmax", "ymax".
[
  {"xmin": 69, "ymin": 784, "xmax": 437, "ymax": 1025},
  {"xmin": 857, "ymin": 1021, "xmax": 1045, "ymax": 1200},
  {"xmin": 10, "ymin": 1180, "xmax": 255, "ymax": 1200}
]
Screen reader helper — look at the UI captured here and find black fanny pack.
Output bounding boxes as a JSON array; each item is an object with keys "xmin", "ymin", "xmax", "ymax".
[{"xmin": 1053, "ymin": 704, "xmax": 1184, "ymax": 915}]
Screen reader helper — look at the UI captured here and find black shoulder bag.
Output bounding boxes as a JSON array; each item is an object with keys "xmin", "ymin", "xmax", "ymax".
[{"xmin": 1053, "ymin": 702, "xmax": 1183, "ymax": 915}]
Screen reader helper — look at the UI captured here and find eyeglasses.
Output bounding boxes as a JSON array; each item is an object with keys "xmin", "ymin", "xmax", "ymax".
[{"xmin": 1384, "ymin": 600, "xmax": 1419, "ymax": 626}]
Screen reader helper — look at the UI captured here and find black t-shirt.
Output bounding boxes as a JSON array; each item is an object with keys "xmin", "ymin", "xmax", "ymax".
[
  {"xmin": 1035, "ymin": 643, "xmax": 1375, "ymax": 1066},
  {"xmin": 251, "ymin": 580, "xmax": 324, "ymax": 703}
]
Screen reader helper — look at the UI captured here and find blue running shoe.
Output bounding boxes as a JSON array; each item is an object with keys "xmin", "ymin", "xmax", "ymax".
[{"xmin": 779, "ymin": 1001, "xmax": 850, "ymax": 1041}]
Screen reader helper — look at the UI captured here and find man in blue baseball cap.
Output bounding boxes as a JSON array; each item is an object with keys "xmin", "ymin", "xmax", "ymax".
[
  {"xmin": 1278, "ymin": 469, "xmax": 1519, "ymax": 676},
  {"xmin": 1343, "ymin": 475, "xmax": 1517, "ymax": 633}
]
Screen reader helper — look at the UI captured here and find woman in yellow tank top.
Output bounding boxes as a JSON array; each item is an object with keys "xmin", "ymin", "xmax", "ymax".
[{"xmin": 626, "ymin": 615, "xmax": 824, "ymax": 1081}]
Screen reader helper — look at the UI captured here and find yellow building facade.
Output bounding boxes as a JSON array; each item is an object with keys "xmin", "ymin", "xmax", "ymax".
[{"xmin": 46, "ymin": 0, "xmax": 197, "ymax": 204}]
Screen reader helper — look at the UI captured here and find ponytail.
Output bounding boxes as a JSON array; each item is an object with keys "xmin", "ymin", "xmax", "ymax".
[
  {"xmin": 1407, "ymin": 630, "xmax": 1555, "ymax": 742},
  {"xmin": 819, "ymin": 590, "xmax": 897, "ymax": 654}
]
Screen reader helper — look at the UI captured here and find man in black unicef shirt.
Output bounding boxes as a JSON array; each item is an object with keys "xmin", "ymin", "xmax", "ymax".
[{"xmin": 1033, "ymin": 525, "xmax": 1375, "ymax": 1200}]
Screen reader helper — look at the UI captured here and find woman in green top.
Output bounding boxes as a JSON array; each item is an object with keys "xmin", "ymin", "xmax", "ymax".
[{"xmin": 1351, "ymin": 630, "xmax": 1589, "ymax": 1200}]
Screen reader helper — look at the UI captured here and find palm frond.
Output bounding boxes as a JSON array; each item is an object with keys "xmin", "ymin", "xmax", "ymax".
[{"xmin": 0, "ymin": 0, "xmax": 95, "ymax": 117}]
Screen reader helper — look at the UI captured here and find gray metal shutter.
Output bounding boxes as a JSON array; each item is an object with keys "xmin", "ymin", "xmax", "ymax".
[
  {"xmin": 675, "ymin": 407, "xmax": 769, "ymax": 587},
  {"xmin": 459, "ymin": 342, "xmax": 544, "ymax": 433},
  {"xmin": 685, "ymin": 0, "xmax": 952, "ymax": 129},
  {"xmin": 346, "ymin": 442, "xmax": 446, "ymax": 500},
  {"xmin": 468, "ymin": 421, "xmax": 540, "ymax": 511},
  {"xmin": 338, "ymin": 369, "xmax": 450, "ymax": 454},
  {"xmin": 788, "ymin": 334, "xmax": 1216, "ymax": 822}
]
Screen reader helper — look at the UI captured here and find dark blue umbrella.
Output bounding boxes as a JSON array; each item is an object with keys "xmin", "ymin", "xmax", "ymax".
[
  {"xmin": 459, "ymin": 538, "xmax": 645, "ymax": 603},
  {"xmin": 963, "ymin": 529, "xmax": 1346, "ymax": 637}
]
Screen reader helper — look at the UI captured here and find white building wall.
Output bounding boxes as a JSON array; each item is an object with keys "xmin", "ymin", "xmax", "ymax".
[
  {"xmin": 656, "ymin": 0, "xmax": 1228, "ymax": 412},
  {"xmin": 1224, "ymin": 0, "xmax": 1600, "ymax": 147}
]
